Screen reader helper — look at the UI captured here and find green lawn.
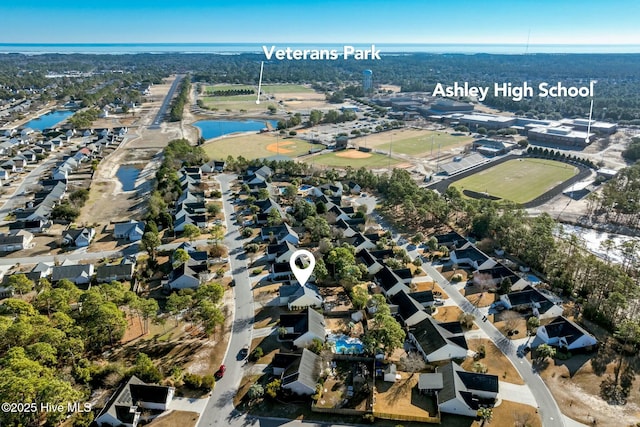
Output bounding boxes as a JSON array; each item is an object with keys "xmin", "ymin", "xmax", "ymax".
[
  {"xmin": 451, "ymin": 158, "xmax": 578, "ymax": 204},
  {"xmin": 371, "ymin": 130, "xmax": 472, "ymax": 157},
  {"xmin": 305, "ymin": 151, "xmax": 401, "ymax": 168},
  {"xmin": 202, "ymin": 134, "xmax": 316, "ymax": 160}
]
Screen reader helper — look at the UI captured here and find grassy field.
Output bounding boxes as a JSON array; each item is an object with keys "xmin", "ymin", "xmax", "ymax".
[
  {"xmin": 201, "ymin": 84, "xmax": 314, "ymax": 112},
  {"xmin": 362, "ymin": 129, "xmax": 472, "ymax": 157},
  {"xmin": 451, "ymin": 158, "xmax": 578, "ymax": 204},
  {"xmin": 305, "ymin": 151, "xmax": 401, "ymax": 168},
  {"xmin": 202, "ymin": 133, "xmax": 316, "ymax": 160}
]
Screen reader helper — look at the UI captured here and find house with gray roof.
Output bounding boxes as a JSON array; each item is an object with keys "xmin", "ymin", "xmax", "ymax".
[
  {"xmin": 450, "ymin": 243, "xmax": 496, "ymax": 270},
  {"xmin": 50, "ymin": 263, "xmax": 94, "ymax": 287},
  {"xmin": 281, "ymin": 349, "xmax": 321, "ymax": 396},
  {"xmin": 113, "ymin": 220, "xmax": 145, "ymax": 242},
  {"xmin": 279, "ymin": 282, "xmax": 323, "ymax": 311},
  {"xmin": 96, "ymin": 263, "xmax": 136, "ymax": 284}
]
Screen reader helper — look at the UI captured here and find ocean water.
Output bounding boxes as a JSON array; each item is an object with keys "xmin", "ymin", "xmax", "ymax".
[{"xmin": 1, "ymin": 43, "xmax": 639, "ymax": 55}]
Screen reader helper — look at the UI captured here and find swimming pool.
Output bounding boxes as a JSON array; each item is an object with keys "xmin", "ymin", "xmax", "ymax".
[
  {"xmin": 328, "ymin": 334, "xmax": 364, "ymax": 355},
  {"xmin": 527, "ymin": 274, "xmax": 542, "ymax": 284}
]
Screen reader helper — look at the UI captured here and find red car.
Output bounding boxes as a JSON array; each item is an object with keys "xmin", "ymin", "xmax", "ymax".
[{"xmin": 214, "ymin": 365, "xmax": 226, "ymax": 379}]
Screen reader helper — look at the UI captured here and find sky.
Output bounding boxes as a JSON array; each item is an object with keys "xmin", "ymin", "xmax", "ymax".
[{"xmin": 2, "ymin": 0, "xmax": 640, "ymax": 45}]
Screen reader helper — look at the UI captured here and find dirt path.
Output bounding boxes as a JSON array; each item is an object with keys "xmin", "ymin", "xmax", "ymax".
[{"xmin": 78, "ymin": 77, "xmax": 186, "ymax": 225}]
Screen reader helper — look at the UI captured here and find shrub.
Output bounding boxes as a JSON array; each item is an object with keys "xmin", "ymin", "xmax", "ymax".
[
  {"xmin": 201, "ymin": 375, "xmax": 216, "ymax": 391},
  {"xmin": 183, "ymin": 373, "xmax": 202, "ymax": 389},
  {"xmin": 252, "ymin": 268, "xmax": 263, "ymax": 275},
  {"xmin": 289, "ymin": 131, "xmax": 297, "ymax": 136},
  {"xmin": 265, "ymin": 379, "xmax": 281, "ymax": 399},
  {"xmin": 451, "ymin": 273, "xmax": 463, "ymax": 282},
  {"xmin": 251, "ymin": 346, "xmax": 264, "ymax": 361}
]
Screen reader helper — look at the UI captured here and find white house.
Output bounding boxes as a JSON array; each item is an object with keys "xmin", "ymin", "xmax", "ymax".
[
  {"xmin": 62, "ymin": 227, "xmax": 95, "ymax": 247},
  {"xmin": 50, "ymin": 264, "xmax": 94, "ymax": 286},
  {"xmin": 437, "ymin": 362, "xmax": 499, "ymax": 417},
  {"xmin": 390, "ymin": 290, "xmax": 429, "ymax": 327},
  {"xmin": 279, "ymin": 308, "xmax": 326, "ymax": 349},
  {"xmin": 500, "ymin": 285, "xmax": 564, "ymax": 319},
  {"xmin": 450, "ymin": 243, "xmax": 496, "ymax": 270},
  {"xmin": 94, "ymin": 376, "xmax": 174, "ymax": 427},
  {"xmin": 533, "ymin": 316, "xmax": 597, "ymax": 351},
  {"xmin": 279, "ymin": 283, "xmax": 323, "ymax": 310},
  {"xmin": 113, "ymin": 220, "xmax": 145, "ymax": 242}
]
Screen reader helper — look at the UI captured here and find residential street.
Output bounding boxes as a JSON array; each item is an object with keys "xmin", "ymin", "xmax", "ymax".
[{"xmin": 423, "ymin": 264, "xmax": 566, "ymax": 427}]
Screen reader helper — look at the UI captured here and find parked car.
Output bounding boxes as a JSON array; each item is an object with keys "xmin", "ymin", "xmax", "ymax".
[
  {"xmin": 214, "ymin": 365, "xmax": 226, "ymax": 379},
  {"xmin": 238, "ymin": 346, "xmax": 249, "ymax": 361}
]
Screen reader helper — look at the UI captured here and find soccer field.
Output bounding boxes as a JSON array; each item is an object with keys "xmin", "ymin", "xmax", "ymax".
[
  {"xmin": 450, "ymin": 158, "xmax": 578, "ymax": 204},
  {"xmin": 363, "ymin": 129, "xmax": 472, "ymax": 157},
  {"xmin": 202, "ymin": 133, "xmax": 316, "ymax": 160},
  {"xmin": 305, "ymin": 151, "xmax": 401, "ymax": 169}
]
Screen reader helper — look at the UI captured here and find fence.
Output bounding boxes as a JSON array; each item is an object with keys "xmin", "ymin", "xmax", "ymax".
[{"xmin": 373, "ymin": 410, "xmax": 441, "ymax": 423}]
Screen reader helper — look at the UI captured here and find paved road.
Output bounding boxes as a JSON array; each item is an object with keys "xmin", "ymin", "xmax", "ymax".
[
  {"xmin": 149, "ymin": 74, "xmax": 184, "ymax": 129},
  {"xmin": 198, "ymin": 173, "xmax": 255, "ymax": 427},
  {"xmin": 423, "ymin": 264, "xmax": 565, "ymax": 427}
]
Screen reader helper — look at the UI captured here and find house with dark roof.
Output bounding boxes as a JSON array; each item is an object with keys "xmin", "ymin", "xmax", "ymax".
[
  {"xmin": 279, "ymin": 283, "xmax": 323, "ymax": 310},
  {"xmin": 201, "ymin": 159, "xmax": 225, "ymax": 173},
  {"xmin": 266, "ymin": 241, "xmax": 298, "ymax": 263},
  {"xmin": 96, "ymin": 263, "xmax": 135, "ymax": 284},
  {"xmin": 94, "ymin": 375, "xmax": 175, "ymax": 427},
  {"xmin": 281, "ymin": 348, "xmax": 321, "ymax": 396},
  {"xmin": 374, "ymin": 265, "xmax": 410, "ymax": 297},
  {"xmin": 473, "ymin": 262, "xmax": 527, "ymax": 289},
  {"xmin": 62, "ymin": 227, "xmax": 95, "ymax": 247},
  {"xmin": 8, "ymin": 219, "xmax": 51, "ymax": 233},
  {"xmin": 260, "ymin": 223, "xmax": 299, "ymax": 245},
  {"xmin": 390, "ymin": 290, "xmax": 429, "ymax": 327},
  {"xmin": 342, "ymin": 231, "xmax": 376, "ymax": 252},
  {"xmin": 532, "ymin": 316, "xmax": 597, "ymax": 351},
  {"xmin": 279, "ymin": 308, "xmax": 326, "ymax": 349},
  {"xmin": 410, "ymin": 290, "xmax": 435, "ymax": 307},
  {"xmin": 166, "ymin": 260, "xmax": 207, "ymax": 290},
  {"xmin": 435, "ymin": 231, "xmax": 467, "ymax": 250},
  {"xmin": 356, "ymin": 249, "xmax": 384, "ymax": 276},
  {"xmin": 450, "ymin": 244, "xmax": 496, "ymax": 270},
  {"xmin": 50, "ymin": 263, "xmax": 94, "ymax": 286},
  {"xmin": 436, "ymin": 361, "xmax": 499, "ymax": 417},
  {"xmin": 500, "ymin": 285, "xmax": 564, "ymax": 319},
  {"xmin": 0, "ymin": 230, "xmax": 34, "ymax": 252},
  {"xmin": 272, "ymin": 352, "xmax": 303, "ymax": 376},
  {"xmin": 408, "ymin": 317, "xmax": 469, "ymax": 362}
]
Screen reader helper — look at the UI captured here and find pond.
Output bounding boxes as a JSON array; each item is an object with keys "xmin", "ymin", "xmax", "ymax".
[
  {"xmin": 23, "ymin": 110, "xmax": 74, "ymax": 131},
  {"xmin": 194, "ymin": 119, "xmax": 278, "ymax": 140},
  {"xmin": 116, "ymin": 165, "xmax": 141, "ymax": 191}
]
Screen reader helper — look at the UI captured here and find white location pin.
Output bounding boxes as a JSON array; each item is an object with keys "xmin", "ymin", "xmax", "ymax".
[{"xmin": 290, "ymin": 249, "xmax": 316, "ymax": 286}]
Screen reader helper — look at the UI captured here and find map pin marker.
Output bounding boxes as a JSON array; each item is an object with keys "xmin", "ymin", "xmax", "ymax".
[{"xmin": 290, "ymin": 249, "xmax": 315, "ymax": 286}]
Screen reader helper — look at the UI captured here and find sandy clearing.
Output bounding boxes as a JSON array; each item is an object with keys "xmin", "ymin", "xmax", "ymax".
[{"xmin": 335, "ymin": 150, "xmax": 372, "ymax": 159}]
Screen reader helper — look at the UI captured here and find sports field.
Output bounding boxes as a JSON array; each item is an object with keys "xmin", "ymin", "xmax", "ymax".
[
  {"xmin": 305, "ymin": 150, "xmax": 401, "ymax": 169},
  {"xmin": 362, "ymin": 129, "xmax": 472, "ymax": 157},
  {"xmin": 450, "ymin": 158, "xmax": 578, "ymax": 204},
  {"xmin": 201, "ymin": 84, "xmax": 319, "ymax": 112},
  {"xmin": 202, "ymin": 133, "xmax": 316, "ymax": 160}
]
